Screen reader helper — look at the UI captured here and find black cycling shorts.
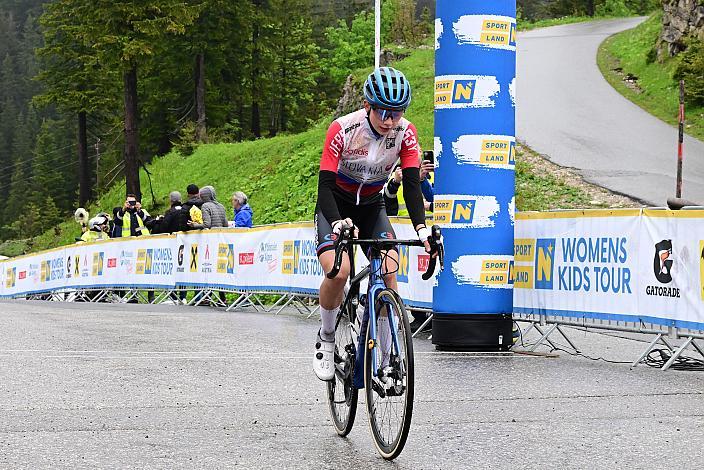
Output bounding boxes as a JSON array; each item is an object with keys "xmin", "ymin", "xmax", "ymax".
[{"xmin": 315, "ymin": 195, "xmax": 396, "ymax": 256}]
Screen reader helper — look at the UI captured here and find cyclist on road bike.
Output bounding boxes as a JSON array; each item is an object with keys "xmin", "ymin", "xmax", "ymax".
[{"xmin": 313, "ymin": 66, "xmax": 433, "ymax": 381}]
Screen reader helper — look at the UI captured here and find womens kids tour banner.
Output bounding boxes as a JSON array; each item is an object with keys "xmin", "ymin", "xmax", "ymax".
[{"xmin": 514, "ymin": 209, "xmax": 704, "ymax": 330}]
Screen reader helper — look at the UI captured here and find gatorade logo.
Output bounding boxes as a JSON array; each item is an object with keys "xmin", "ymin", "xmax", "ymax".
[
  {"xmin": 434, "ymin": 75, "xmax": 500, "ymax": 109},
  {"xmin": 453, "ymin": 15, "xmax": 517, "ymax": 51},
  {"xmin": 453, "ymin": 135, "xmax": 516, "ymax": 168}
]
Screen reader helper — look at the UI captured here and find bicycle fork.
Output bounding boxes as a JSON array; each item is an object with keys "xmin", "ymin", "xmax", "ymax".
[{"xmin": 353, "ymin": 257, "xmax": 402, "ymax": 390}]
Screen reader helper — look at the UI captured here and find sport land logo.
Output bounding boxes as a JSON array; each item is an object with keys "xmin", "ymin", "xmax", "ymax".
[
  {"xmin": 433, "ymin": 195, "xmax": 500, "ymax": 229},
  {"xmin": 5, "ymin": 267, "xmax": 15, "ymax": 288},
  {"xmin": 452, "ymin": 135, "xmax": 515, "ymax": 168},
  {"xmin": 92, "ymin": 252, "xmax": 104, "ymax": 276},
  {"xmin": 451, "ymin": 255, "xmax": 513, "ymax": 289},
  {"xmin": 217, "ymin": 243, "xmax": 235, "ymax": 274},
  {"xmin": 700, "ymin": 241, "xmax": 704, "ymax": 300},
  {"xmin": 281, "ymin": 240, "xmax": 323, "ymax": 276},
  {"xmin": 453, "ymin": 15, "xmax": 517, "ymax": 51},
  {"xmin": 514, "ymin": 239, "xmax": 555, "ymax": 290},
  {"xmin": 434, "ymin": 75, "xmax": 500, "ymax": 109}
]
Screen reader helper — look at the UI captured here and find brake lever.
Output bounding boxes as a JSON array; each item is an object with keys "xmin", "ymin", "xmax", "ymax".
[
  {"xmin": 326, "ymin": 226, "xmax": 353, "ymax": 279},
  {"xmin": 421, "ymin": 225, "xmax": 443, "ymax": 281}
]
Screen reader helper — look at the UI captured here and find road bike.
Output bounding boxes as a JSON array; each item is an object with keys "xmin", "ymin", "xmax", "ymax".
[{"xmin": 325, "ymin": 225, "xmax": 443, "ymax": 460}]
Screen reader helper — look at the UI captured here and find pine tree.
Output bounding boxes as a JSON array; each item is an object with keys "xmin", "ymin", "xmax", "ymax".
[
  {"xmin": 268, "ymin": 0, "xmax": 319, "ymax": 135},
  {"xmin": 37, "ymin": 0, "xmax": 118, "ymax": 207},
  {"xmin": 5, "ymin": 110, "xmax": 33, "ymax": 223},
  {"xmin": 39, "ymin": 0, "xmax": 200, "ymax": 201}
]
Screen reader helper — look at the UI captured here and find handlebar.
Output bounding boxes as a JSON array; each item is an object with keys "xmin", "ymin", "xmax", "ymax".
[{"xmin": 325, "ymin": 225, "xmax": 444, "ymax": 281}]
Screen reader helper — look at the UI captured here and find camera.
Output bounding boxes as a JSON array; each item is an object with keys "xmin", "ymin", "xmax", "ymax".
[{"xmin": 128, "ymin": 200, "xmax": 137, "ymax": 207}]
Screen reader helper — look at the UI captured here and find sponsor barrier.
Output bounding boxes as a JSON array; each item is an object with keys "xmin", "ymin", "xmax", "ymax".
[
  {"xmin": 0, "ymin": 220, "xmax": 435, "ymax": 309},
  {"xmin": 514, "ymin": 208, "xmax": 704, "ymax": 370},
  {"xmin": 4, "ymin": 210, "xmax": 703, "ymax": 369}
]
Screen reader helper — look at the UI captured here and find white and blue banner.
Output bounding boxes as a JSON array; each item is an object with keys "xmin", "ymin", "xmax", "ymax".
[
  {"xmin": 514, "ymin": 209, "xmax": 704, "ymax": 331},
  {"xmin": 0, "ymin": 220, "xmax": 435, "ymax": 308},
  {"xmin": 3, "ymin": 211, "xmax": 704, "ymax": 332},
  {"xmin": 434, "ymin": 1, "xmax": 516, "ymax": 316}
]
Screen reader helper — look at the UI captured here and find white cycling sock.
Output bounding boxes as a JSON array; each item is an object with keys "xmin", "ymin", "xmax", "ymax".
[
  {"xmin": 319, "ymin": 306, "xmax": 338, "ymax": 342},
  {"xmin": 378, "ymin": 316, "xmax": 393, "ymax": 369}
]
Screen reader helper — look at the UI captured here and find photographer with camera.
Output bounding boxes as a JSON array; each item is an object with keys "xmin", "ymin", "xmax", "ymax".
[{"xmin": 113, "ymin": 194, "xmax": 153, "ymax": 238}]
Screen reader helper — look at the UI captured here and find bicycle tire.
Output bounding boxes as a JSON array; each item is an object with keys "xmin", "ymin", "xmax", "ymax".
[
  {"xmin": 364, "ymin": 288, "xmax": 414, "ymax": 460},
  {"xmin": 327, "ymin": 303, "xmax": 359, "ymax": 436}
]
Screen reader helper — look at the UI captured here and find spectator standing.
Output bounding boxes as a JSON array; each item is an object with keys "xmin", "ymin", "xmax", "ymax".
[
  {"xmin": 114, "ymin": 194, "xmax": 152, "ymax": 237},
  {"xmin": 383, "ymin": 159, "xmax": 434, "ymax": 216},
  {"xmin": 179, "ymin": 184, "xmax": 204, "ymax": 231},
  {"xmin": 152, "ymin": 191, "xmax": 183, "ymax": 234},
  {"xmin": 231, "ymin": 191, "xmax": 253, "ymax": 228},
  {"xmin": 199, "ymin": 186, "xmax": 228, "ymax": 228}
]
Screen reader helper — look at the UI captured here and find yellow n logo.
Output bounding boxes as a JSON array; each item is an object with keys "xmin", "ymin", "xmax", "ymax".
[
  {"xmin": 536, "ymin": 249, "xmax": 552, "ymax": 282},
  {"xmin": 534, "ymin": 239, "xmax": 555, "ymax": 289},
  {"xmin": 452, "ymin": 199, "xmax": 475, "ymax": 223},
  {"xmin": 453, "ymin": 80, "xmax": 475, "ymax": 103}
]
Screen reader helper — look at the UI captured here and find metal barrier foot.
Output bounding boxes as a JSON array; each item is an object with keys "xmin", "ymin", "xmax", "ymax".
[{"xmin": 631, "ymin": 333, "xmax": 665, "ymax": 369}]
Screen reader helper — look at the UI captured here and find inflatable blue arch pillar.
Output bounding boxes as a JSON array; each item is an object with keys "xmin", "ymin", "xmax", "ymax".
[{"xmin": 432, "ymin": 1, "xmax": 516, "ymax": 350}]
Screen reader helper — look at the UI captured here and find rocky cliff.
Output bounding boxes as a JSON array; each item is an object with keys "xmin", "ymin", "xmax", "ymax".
[{"xmin": 659, "ymin": 0, "xmax": 704, "ymax": 57}]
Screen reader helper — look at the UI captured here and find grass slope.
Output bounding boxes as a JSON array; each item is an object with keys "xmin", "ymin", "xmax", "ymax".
[
  {"xmin": 598, "ymin": 13, "xmax": 704, "ymax": 141},
  {"xmin": 7, "ymin": 44, "xmax": 621, "ymax": 256}
]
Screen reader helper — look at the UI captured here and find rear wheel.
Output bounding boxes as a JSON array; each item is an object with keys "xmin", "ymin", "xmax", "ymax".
[
  {"xmin": 364, "ymin": 289, "xmax": 414, "ymax": 460},
  {"xmin": 326, "ymin": 304, "xmax": 359, "ymax": 436}
]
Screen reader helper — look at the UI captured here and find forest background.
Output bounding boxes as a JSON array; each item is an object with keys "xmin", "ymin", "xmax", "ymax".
[{"xmin": 0, "ymin": 0, "xmax": 680, "ymax": 244}]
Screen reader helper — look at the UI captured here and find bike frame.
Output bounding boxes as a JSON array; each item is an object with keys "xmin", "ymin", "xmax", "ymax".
[{"xmin": 356, "ymin": 249, "xmax": 402, "ymax": 379}]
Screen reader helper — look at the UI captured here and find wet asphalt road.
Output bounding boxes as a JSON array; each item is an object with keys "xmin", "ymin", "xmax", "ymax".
[
  {"xmin": 517, "ymin": 18, "xmax": 704, "ymax": 206},
  {"xmin": 1, "ymin": 300, "xmax": 703, "ymax": 469}
]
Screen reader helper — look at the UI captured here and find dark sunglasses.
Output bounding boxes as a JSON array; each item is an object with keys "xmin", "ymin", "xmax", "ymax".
[{"xmin": 372, "ymin": 107, "xmax": 404, "ymax": 121}]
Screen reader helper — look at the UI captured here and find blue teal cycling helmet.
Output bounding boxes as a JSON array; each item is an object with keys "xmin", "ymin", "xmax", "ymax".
[{"xmin": 363, "ymin": 67, "xmax": 412, "ymax": 110}]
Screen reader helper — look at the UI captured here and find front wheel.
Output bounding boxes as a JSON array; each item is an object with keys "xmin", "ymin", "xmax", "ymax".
[
  {"xmin": 327, "ymin": 304, "xmax": 358, "ymax": 436},
  {"xmin": 364, "ymin": 289, "xmax": 414, "ymax": 460}
]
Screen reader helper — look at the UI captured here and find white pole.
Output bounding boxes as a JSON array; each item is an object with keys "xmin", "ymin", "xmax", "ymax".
[{"xmin": 374, "ymin": 0, "xmax": 381, "ymax": 68}]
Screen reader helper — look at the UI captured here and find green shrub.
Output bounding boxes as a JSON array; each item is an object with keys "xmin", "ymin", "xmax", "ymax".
[
  {"xmin": 596, "ymin": 0, "xmax": 631, "ymax": 16},
  {"xmin": 674, "ymin": 38, "xmax": 704, "ymax": 106}
]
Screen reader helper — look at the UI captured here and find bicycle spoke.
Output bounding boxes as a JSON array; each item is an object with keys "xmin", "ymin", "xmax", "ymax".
[{"xmin": 365, "ymin": 289, "xmax": 414, "ymax": 460}]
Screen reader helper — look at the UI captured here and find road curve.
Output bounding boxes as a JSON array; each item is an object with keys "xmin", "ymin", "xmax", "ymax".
[{"xmin": 517, "ymin": 18, "xmax": 704, "ymax": 206}]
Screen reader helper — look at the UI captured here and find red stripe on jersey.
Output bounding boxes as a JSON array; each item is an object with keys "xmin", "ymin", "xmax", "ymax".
[
  {"xmin": 320, "ymin": 121, "xmax": 344, "ymax": 172},
  {"xmin": 336, "ymin": 179, "xmax": 385, "ymax": 197},
  {"xmin": 399, "ymin": 123, "xmax": 421, "ymax": 169}
]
